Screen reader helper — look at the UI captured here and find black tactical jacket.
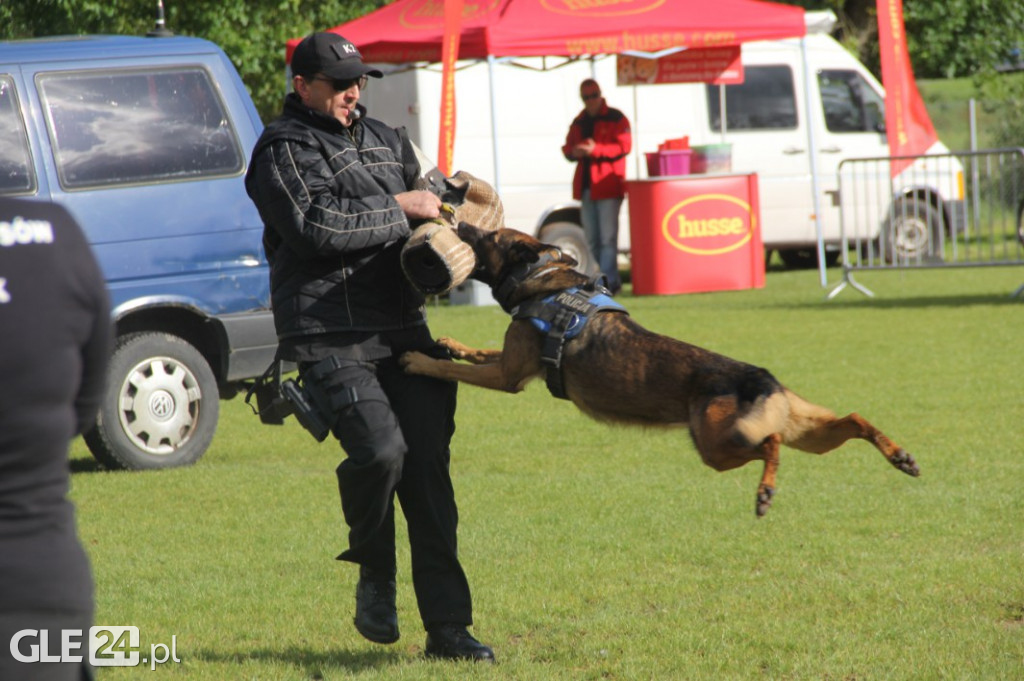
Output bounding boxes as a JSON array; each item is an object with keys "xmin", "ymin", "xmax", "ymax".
[{"xmin": 246, "ymin": 94, "xmax": 426, "ymax": 343}]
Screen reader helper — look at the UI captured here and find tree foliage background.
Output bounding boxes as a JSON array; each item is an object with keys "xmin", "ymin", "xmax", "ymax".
[
  {"xmin": 0, "ymin": 0, "xmax": 381, "ymax": 122},
  {"xmin": 782, "ymin": 0, "xmax": 1024, "ymax": 146},
  {"xmin": 1, "ymin": 0, "xmax": 1022, "ymax": 136},
  {"xmin": 781, "ymin": 0, "xmax": 1022, "ymax": 77}
]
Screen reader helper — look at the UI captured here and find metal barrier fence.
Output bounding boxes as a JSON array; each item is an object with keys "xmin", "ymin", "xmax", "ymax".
[{"xmin": 828, "ymin": 147, "xmax": 1024, "ymax": 299}]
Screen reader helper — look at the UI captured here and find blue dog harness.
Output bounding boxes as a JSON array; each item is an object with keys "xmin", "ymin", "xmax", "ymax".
[{"xmin": 510, "ymin": 285, "xmax": 628, "ymax": 399}]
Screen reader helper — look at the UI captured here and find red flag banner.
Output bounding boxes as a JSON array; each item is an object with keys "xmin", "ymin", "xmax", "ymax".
[
  {"xmin": 877, "ymin": 0, "xmax": 937, "ymax": 177},
  {"xmin": 438, "ymin": 0, "xmax": 464, "ymax": 176}
]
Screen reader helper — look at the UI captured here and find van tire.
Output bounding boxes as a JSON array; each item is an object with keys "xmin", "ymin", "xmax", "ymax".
[
  {"xmin": 778, "ymin": 248, "xmax": 840, "ymax": 269},
  {"xmin": 881, "ymin": 197, "xmax": 943, "ymax": 262},
  {"xmin": 538, "ymin": 222, "xmax": 599, "ymax": 276},
  {"xmin": 84, "ymin": 332, "xmax": 219, "ymax": 470}
]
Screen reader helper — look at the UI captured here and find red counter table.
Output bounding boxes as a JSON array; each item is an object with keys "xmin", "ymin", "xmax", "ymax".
[{"xmin": 626, "ymin": 173, "xmax": 765, "ymax": 295}]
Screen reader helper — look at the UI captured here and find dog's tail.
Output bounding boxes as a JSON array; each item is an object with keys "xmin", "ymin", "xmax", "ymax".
[{"xmin": 732, "ymin": 367, "xmax": 791, "ymax": 447}]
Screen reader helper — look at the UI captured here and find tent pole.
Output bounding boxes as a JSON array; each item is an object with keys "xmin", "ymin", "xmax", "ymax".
[
  {"xmin": 800, "ymin": 35, "xmax": 827, "ymax": 287},
  {"xmin": 719, "ymin": 83, "xmax": 726, "ymax": 141},
  {"xmin": 633, "ymin": 84, "xmax": 641, "ymax": 178},
  {"xmin": 487, "ymin": 55, "xmax": 502, "ymax": 192}
]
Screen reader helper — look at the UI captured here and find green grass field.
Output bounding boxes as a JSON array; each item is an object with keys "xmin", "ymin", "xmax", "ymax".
[{"xmin": 69, "ymin": 266, "xmax": 1023, "ymax": 680}]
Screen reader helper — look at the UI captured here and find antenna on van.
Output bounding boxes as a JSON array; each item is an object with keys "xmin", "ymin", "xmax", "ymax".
[{"xmin": 146, "ymin": 0, "xmax": 174, "ymax": 37}]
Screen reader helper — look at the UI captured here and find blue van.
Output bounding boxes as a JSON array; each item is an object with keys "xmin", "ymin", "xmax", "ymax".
[{"xmin": 0, "ymin": 34, "xmax": 275, "ymax": 469}]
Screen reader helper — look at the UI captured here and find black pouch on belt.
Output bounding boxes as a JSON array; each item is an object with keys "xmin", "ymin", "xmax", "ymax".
[{"xmin": 299, "ymin": 357, "xmax": 391, "ymax": 442}]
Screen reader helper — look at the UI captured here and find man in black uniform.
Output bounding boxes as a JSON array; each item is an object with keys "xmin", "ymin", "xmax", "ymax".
[
  {"xmin": 0, "ymin": 197, "xmax": 112, "ymax": 680},
  {"xmin": 245, "ymin": 32, "xmax": 493, "ymax": 662}
]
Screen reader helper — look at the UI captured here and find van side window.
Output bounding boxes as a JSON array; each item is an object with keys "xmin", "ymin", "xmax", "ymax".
[
  {"xmin": 0, "ymin": 77, "xmax": 36, "ymax": 195},
  {"xmin": 706, "ymin": 65, "xmax": 797, "ymax": 131},
  {"xmin": 38, "ymin": 68, "xmax": 244, "ymax": 190},
  {"xmin": 818, "ymin": 69, "xmax": 886, "ymax": 133}
]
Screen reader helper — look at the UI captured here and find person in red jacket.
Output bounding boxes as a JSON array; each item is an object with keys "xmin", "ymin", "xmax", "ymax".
[{"xmin": 562, "ymin": 79, "xmax": 632, "ymax": 294}]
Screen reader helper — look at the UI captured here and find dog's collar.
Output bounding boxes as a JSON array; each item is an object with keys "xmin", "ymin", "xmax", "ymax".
[{"xmin": 493, "ymin": 249, "xmax": 565, "ymax": 312}]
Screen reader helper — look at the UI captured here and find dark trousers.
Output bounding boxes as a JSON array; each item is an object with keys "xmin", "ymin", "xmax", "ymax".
[
  {"xmin": 0, "ymin": 611, "xmax": 94, "ymax": 681},
  {"xmin": 301, "ymin": 354, "xmax": 472, "ymax": 629}
]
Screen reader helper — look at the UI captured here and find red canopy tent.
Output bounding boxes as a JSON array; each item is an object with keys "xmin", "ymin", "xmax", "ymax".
[
  {"xmin": 286, "ymin": 0, "xmax": 807, "ymax": 173},
  {"xmin": 285, "ymin": 0, "xmax": 814, "ymax": 268},
  {"xmin": 285, "ymin": 1, "xmax": 823, "ymax": 279},
  {"xmin": 287, "ymin": 3, "xmax": 936, "ymax": 289},
  {"xmin": 287, "ymin": 0, "xmax": 807, "ymax": 63}
]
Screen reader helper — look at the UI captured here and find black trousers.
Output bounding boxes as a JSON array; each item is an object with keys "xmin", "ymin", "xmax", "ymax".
[
  {"xmin": 301, "ymin": 354, "xmax": 472, "ymax": 629},
  {"xmin": 0, "ymin": 611, "xmax": 94, "ymax": 681}
]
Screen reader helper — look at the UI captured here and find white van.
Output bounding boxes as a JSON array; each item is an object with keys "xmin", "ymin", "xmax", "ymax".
[{"xmin": 362, "ymin": 11, "xmax": 964, "ymax": 271}]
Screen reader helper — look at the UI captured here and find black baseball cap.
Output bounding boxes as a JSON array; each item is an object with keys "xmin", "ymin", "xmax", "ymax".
[{"xmin": 291, "ymin": 32, "xmax": 383, "ymax": 81}]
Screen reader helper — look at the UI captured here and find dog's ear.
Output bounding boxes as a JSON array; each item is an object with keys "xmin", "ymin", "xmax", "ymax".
[
  {"xmin": 510, "ymin": 241, "xmax": 541, "ymax": 265},
  {"xmin": 558, "ymin": 250, "xmax": 578, "ymax": 268}
]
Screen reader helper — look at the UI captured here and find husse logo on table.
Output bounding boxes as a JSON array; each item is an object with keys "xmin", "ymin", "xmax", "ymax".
[{"xmin": 660, "ymin": 193, "xmax": 755, "ymax": 255}]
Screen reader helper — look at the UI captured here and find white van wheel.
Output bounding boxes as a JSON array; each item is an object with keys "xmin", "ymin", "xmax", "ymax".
[
  {"xmin": 539, "ymin": 222, "xmax": 599, "ymax": 276},
  {"xmin": 882, "ymin": 197, "xmax": 943, "ymax": 262},
  {"xmin": 778, "ymin": 248, "xmax": 840, "ymax": 269}
]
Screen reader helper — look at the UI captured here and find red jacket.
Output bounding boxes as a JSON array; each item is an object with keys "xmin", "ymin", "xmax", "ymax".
[{"xmin": 562, "ymin": 100, "xmax": 632, "ymax": 200}]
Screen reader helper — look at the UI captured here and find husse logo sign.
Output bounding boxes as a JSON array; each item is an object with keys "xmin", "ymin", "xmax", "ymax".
[
  {"xmin": 400, "ymin": 0, "xmax": 501, "ymax": 29},
  {"xmin": 661, "ymin": 193, "xmax": 755, "ymax": 255},
  {"xmin": 542, "ymin": 0, "xmax": 666, "ymax": 17}
]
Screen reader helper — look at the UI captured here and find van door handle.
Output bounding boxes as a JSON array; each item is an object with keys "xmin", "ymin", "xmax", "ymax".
[
  {"xmin": 783, "ymin": 146, "xmax": 805, "ymax": 155},
  {"xmin": 819, "ymin": 146, "xmax": 842, "ymax": 153}
]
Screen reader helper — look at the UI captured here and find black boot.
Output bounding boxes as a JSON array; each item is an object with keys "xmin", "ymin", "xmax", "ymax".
[
  {"xmin": 425, "ymin": 623, "xmax": 495, "ymax": 663},
  {"xmin": 354, "ymin": 566, "xmax": 399, "ymax": 644}
]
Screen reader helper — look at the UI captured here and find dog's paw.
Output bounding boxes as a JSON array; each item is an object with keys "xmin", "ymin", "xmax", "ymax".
[
  {"xmin": 889, "ymin": 448, "xmax": 920, "ymax": 477},
  {"xmin": 755, "ymin": 486, "xmax": 775, "ymax": 518},
  {"xmin": 436, "ymin": 333, "xmax": 460, "ymax": 356},
  {"xmin": 436, "ymin": 336, "xmax": 464, "ymax": 358}
]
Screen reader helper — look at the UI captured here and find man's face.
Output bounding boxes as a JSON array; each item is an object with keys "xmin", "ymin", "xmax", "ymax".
[
  {"xmin": 580, "ymin": 85, "xmax": 602, "ymax": 116},
  {"xmin": 296, "ymin": 74, "xmax": 366, "ymax": 127}
]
